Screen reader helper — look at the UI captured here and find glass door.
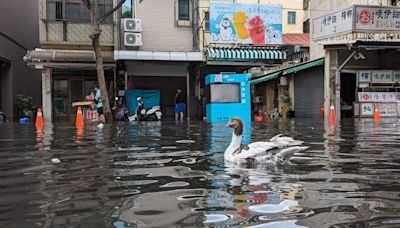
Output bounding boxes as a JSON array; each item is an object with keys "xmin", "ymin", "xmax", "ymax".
[{"xmin": 53, "ymin": 80, "xmax": 69, "ymax": 121}]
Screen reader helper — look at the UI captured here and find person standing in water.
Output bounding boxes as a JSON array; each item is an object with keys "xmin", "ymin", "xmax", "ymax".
[
  {"xmin": 174, "ymin": 88, "xmax": 185, "ymax": 121},
  {"xmin": 94, "ymin": 85, "xmax": 105, "ymax": 127}
]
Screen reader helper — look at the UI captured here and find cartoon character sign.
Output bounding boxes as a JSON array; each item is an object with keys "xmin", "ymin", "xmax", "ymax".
[
  {"xmin": 210, "ymin": 2, "xmax": 282, "ymax": 45},
  {"xmin": 219, "ymin": 17, "xmax": 234, "ymax": 41}
]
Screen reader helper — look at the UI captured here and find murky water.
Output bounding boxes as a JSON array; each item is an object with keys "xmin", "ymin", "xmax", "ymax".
[{"xmin": 0, "ymin": 118, "xmax": 400, "ymax": 227}]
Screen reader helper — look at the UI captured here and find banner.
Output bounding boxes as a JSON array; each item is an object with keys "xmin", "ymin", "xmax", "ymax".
[
  {"xmin": 210, "ymin": 2, "xmax": 282, "ymax": 45},
  {"xmin": 355, "ymin": 5, "xmax": 400, "ymax": 32},
  {"xmin": 312, "ymin": 7, "xmax": 353, "ymax": 41},
  {"xmin": 358, "ymin": 92, "xmax": 400, "ymax": 102}
]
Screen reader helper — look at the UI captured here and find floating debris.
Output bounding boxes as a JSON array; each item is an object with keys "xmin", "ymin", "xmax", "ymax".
[{"xmin": 51, "ymin": 158, "xmax": 61, "ymax": 163}]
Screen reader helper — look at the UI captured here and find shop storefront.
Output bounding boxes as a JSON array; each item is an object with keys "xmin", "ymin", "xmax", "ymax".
[{"xmin": 312, "ymin": 4, "xmax": 400, "ymax": 120}]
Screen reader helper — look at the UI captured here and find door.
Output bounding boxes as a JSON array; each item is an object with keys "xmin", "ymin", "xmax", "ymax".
[
  {"xmin": 53, "ymin": 79, "xmax": 69, "ymax": 121},
  {"xmin": 294, "ymin": 66, "xmax": 324, "ymax": 117}
]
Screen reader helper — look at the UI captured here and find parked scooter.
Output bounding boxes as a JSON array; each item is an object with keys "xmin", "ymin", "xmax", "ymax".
[{"xmin": 129, "ymin": 97, "xmax": 162, "ymax": 121}]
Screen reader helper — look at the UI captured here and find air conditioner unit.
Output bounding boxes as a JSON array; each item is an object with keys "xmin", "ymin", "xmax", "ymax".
[
  {"xmin": 124, "ymin": 32, "xmax": 143, "ymax": 46},
  {"xmin": 122, "ymin": 18, "xmax": 142, "ymax": 32}
]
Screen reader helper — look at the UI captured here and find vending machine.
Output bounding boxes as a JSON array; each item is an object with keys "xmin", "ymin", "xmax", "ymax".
[{"xmin": 205, "ymin": 73, "xmax": 251, "ymax": 123}]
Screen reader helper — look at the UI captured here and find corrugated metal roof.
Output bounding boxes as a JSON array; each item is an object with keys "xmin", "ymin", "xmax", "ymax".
[{"xmin": 283, "ymin": 33, "xmax": 310, "ymax": 47}]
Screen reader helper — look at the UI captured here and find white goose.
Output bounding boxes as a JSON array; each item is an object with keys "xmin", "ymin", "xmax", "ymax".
[{"xmin": 225, "ymin": 117, "xmax": 308, "ymax": 165}]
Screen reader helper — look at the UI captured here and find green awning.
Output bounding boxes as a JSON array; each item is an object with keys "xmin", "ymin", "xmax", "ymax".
[
  {"xmin": 283, "ymin": 58, "xmax": 324, "ymax": 75},
  {"xmin": 250, "ymin": 71, "xmax": 281, "ymax": 84},
  {"xmin": 206, "ymin": 47, "xmax": 286, "ymax": 61}
]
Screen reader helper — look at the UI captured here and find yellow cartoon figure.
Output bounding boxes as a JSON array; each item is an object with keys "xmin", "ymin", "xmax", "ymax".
[{"xmin": 233, "ymin": 11, "xmax": 249, "ymax": 40}]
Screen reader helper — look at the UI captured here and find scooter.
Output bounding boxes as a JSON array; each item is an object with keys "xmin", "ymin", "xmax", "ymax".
[{"xmin": 129, "ymin": 97, "xmax": 162, "ymax": 121}]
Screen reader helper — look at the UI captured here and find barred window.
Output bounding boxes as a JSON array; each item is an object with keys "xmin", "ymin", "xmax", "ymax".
[
  {"xmin": 47, "ymin": 1, "xmax": 63, "ymax": 20},
  {"xmin": 98, "ymin": 3, "xmax": 113, "ymax": 23}
]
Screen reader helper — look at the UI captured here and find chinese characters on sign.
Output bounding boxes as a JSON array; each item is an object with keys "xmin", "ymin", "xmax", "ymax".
[
  {"xmin": 360, "ymin": 103, "xmax": 374, "ymax": 116},
  {"xmin": 375, "ymin": 103, "xmax": 398, "ymax": 117},
  {"xmin": 371, "ymin": 70, "xmax": 393, "ymax": 83},
  {"xmin": 394, "ymin": 71, "xmax": 400, "ymax": 82},
  {"xmin": 312, "ymin": 5, "xmax": 400, "ymax": 41},
  {"xmin": 357, "ymin": 71, "xmax": 371, "ymax": 82},
  {"xmin": 358, "ymin": 92, "xmax": 399, "ymax": 102},
  {"xmin": 312, "ymin": 7, "xmax": 353, "ymax": 40},
  {"xmin": 355, "ymin": 6, "xmax": 400, "ymax": 32}
]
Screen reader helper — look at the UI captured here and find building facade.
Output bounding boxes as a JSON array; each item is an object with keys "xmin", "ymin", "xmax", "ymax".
[
  {"xmin": 310, "ymin": 0, "xmax": 400, "ymax": 120},
  {"xmin": 114, "ymin": 0, "xmax": 203, "ymax": 120},
  {"xmin": 0, "ymin": 0, "xmax": 41, "ymax": 121},
  {"xmin": 25, "ymin": 0, "xmax": 116, "ymax": 122}
]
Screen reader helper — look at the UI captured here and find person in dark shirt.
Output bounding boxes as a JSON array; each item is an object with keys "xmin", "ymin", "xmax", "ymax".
[{"xmin": 174, "ymin": 88, "xmax": 185, "ymax": 121}]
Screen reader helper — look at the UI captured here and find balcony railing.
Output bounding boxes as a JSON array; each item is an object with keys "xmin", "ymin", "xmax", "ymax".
[{"xmin": 42, "ymin": 19, "xmax": 114, "ymax": 46}]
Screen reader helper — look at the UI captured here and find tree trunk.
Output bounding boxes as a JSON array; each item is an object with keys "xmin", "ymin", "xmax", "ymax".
[{"xmin": 87, "ymin": 4, "xmax": 112, "ymax": 121}]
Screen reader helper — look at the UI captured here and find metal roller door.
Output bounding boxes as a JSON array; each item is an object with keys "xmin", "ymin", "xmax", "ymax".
[{"xmin": 294, "ymin": 67, "xmax": 324, "ymax": 117}]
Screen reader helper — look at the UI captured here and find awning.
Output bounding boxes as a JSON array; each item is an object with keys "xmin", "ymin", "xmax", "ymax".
[
  {"xmin": 250, "ymin": 58, "xmax": 325, "ymax": 84},
  {"xmin": 206, "ymin": 47, "xmax": 286, "ymax": 61},
  {"xmin": 283, "ymin": 58, "xmax": 324, "ymax": 75},
  {"xmin": 250, "ymin": 71, "xmax": 281, "ymax": 84}
]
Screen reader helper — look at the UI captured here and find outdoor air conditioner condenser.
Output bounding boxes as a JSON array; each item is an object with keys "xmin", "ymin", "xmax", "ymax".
[
  {"xmin": 124, "ymin": 32, "xmax": 143, "ymax": 46},
  {"xmin": 123, "ymin": 18, "xmax": 142, "ymax": 32}
]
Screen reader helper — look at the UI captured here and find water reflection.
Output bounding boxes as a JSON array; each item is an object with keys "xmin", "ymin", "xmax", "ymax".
[{"xmin": 0, "ymin": 118, "xmax": 399, "ymax": 227}]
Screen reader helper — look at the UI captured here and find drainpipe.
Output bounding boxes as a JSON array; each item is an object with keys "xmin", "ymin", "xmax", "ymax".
[{"xmin": 335, "ymin": 50, "xmax": 357, "ymax": 122}]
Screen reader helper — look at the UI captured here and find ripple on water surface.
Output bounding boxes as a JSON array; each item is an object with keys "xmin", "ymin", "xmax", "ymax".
[{"xmin": 0, "ymin": 119, "xmax": 400, "ymax": 227}]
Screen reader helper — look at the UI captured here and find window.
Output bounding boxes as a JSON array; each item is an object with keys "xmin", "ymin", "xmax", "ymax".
[
  {"xmin": 178, "ymin": 0, "xmax": 190, "ymax": 21},
  {"xmin": 66, "ymin": 3, "xmax": 89, "ymax": 21},
  {"xmin": 210, "ymin": 84, "xmax": 240, "ymax": 103},
  {"xmin": 204, "ymin": 11, "xmax": 210, "ymax": 31},
  {"xmin": 288, "ymin": 11, "xmax": 296, "ymax": 24},
  {"xmin": 122, "ymin": 0, "xmax": 133, "ymax": 18},
  {"xmin": 98, "ymin": 3, "xmax": 113, "ymax": 23},
  {"xmin": 47, "ymin": 1, "xmax": 63, "ymax": 20}
]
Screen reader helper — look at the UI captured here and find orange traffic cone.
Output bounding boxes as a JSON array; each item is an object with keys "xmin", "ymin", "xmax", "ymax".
[
  {"xmin": 374, "ymin": 106, "xmax": 380, "ymax": 123},
  {"xmin": 35, "ymin": 108, "xmax": 44, "ymax": 129},
  {"xmin": 76, "ymin": 107, "xmax": 84, "ymax": 128},
  {"xmin": 328, "ymin": 103, "xmax": 336, "ymax": 125}
]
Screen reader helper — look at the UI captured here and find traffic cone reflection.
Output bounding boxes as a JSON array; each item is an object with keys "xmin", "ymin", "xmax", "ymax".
[
  {"xmin": 76, "ymin": 107, "xmax": 84, "ymax": 128},
  {"xmin": 373, "ymin": 106, "xmax": 380, "ymax": 123},
  {"xmin": 35, "ymin": 108, "xmax": 44, "ymax": 129},
  {"xmin": 328, "ymin": 103, "xmax": 336, "ymax": 125}
]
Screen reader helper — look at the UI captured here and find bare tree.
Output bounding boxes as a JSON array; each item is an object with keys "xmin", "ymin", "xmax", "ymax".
[{"xmin": 81, "ymin": 0, "xmax": 126, "ymax": 121}]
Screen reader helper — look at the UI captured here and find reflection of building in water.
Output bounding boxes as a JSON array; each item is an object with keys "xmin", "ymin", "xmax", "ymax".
[
  {"xmin": 117, "ymin": 189, "xmax": 205, "ymax": 227},
  {"xmin": 202, "ymin": 165, "xmax": 304, "ymax": 227},
  {"xmin": 33, "ymin": 127, "xmax": 124, "ymax": 227}
]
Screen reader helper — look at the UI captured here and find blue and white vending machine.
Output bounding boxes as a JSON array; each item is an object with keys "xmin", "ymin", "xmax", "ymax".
[{"xmin": 205, "ymin": 73, "xmax": 251, "ymax": 123}]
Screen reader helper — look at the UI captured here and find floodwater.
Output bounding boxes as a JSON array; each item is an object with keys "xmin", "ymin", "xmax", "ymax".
[{"xmin": 0, "ymin": 118, "xmax": 400, "ymax": 227}]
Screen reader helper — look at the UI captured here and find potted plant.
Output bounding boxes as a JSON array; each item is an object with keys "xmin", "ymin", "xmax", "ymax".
[
  {"xmin": 279, "ymin": 89, "xmax": 291, "ymax": 117},
  {"xmin": 15, "ymin": 95, "xmax": 37, "ymax": 123}
]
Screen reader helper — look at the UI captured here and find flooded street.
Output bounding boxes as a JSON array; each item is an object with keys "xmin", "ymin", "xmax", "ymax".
[{"xmin": 1, "ymin": 118, "xmax": 400, "ymax": 227}]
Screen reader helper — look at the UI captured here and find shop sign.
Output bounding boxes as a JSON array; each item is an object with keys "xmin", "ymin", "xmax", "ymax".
[
  {"xmin": 358, "ymin": 92, "xmax": 399, "ymax": 102},
  {"xmin": 312, "ymin": 7, "xmax": 353, "ymax": 40},
  {"xmin": 360, "ymin": 103, "xmax": 374, "ymax": 116},
  {"xmin": 354, "ymin": 5, "xmax": 400, "ymax": 32},
  {"xmin": 357, "ymin": 71, "xmax": 371, "ymax": 82},
  {"xmin": 394, "ymin": 71, "xmax": 400, "ymax": 82},
  {"xmin": 210, "ymin": 2, "xmax": 282, "ymax": 45},
  {"xmin": 375, "ymin": 103, "xmax": 398, "ymax": 117},
  {"xmin": 371, "ymin": 70, "xmax": 393, "ymax": 83}
]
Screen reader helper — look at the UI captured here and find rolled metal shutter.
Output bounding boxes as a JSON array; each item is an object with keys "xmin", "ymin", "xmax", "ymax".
[{"xmin": 294, "ymin": 67, "xmax": 324, "ymax": 117}]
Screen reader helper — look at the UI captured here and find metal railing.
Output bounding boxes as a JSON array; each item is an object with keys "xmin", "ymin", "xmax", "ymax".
[{"xmin": 43, "ymin": 19, "xmax": 114, "ymax": 45}]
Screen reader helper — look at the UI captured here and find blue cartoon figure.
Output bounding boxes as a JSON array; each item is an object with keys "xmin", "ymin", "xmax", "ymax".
[{"xmin": 211, "ymin": 14, "xmax": 236, "ymax": 42}]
